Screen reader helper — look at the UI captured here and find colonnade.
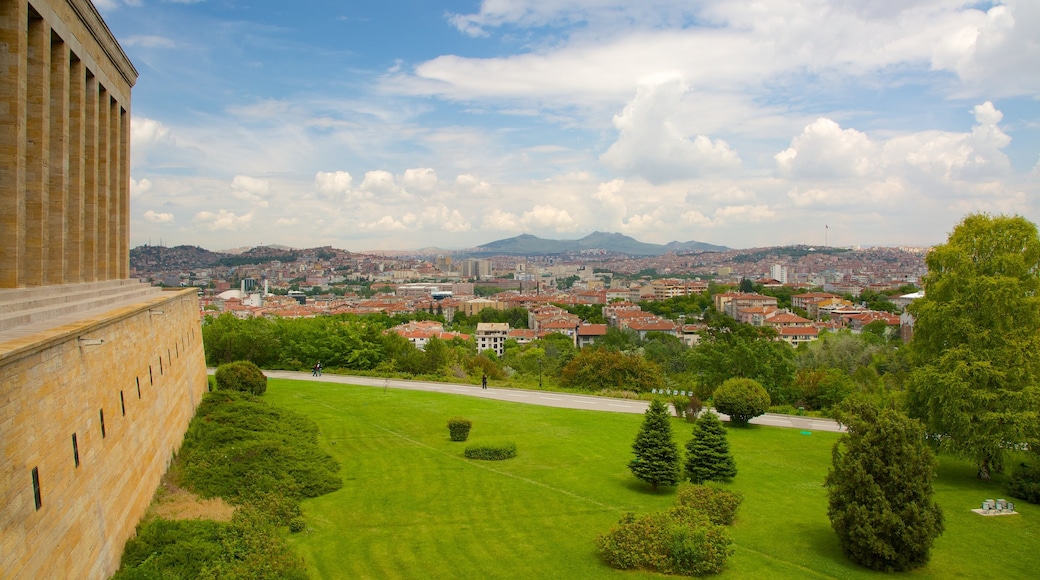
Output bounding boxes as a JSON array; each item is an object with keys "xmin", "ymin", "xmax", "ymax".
[{"xmin": 0, "ymin": 0, "xmax": 137, "ymax": 288}]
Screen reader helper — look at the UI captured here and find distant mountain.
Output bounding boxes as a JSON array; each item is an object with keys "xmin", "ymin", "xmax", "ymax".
[{"xmin": 468, "ymin": 232, "xmax": 728, "ymax": 256}]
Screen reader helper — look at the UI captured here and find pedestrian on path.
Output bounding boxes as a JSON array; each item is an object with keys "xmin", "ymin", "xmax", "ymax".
[{"xmin": 481, "ymin": 374, "xmax": 488, "ymax": 389}]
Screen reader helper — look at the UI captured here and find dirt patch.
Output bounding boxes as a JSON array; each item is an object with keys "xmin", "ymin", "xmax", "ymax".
[{"xmin": 148, "ymin": 478, "xmax": 235, "ymax": 522}]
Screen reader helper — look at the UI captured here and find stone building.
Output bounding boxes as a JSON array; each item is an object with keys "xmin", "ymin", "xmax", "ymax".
[{"xmin": 1, "ymin": 1, "xmax": 208, "ymax": 578}]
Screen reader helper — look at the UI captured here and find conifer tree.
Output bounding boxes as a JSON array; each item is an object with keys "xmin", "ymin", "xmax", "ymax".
[
  {"xmin": 685, "ymin": 411, "xmax": 737, "ymax": 484},
  {"xmin": 825, "ymin": 405, "xmax": 944, "ymax": 571},
  {"xmin": 629, "ymin": 398, "xmax": 681, "ymax": 490}
]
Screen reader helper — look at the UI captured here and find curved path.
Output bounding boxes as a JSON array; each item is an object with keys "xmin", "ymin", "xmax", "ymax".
[{"xmin": 257, "ymin": 370, "xmax": 846, "ymax": 433}]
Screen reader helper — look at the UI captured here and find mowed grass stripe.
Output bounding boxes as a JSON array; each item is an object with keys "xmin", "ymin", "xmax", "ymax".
[{"xmin": 267, "ymin": 379, "xmax": 1040, "ymax": 579}]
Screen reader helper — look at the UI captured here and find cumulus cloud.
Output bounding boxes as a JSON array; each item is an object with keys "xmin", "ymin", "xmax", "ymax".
[
  {"xmin": 359, "ymin": 170, "xmax": 407, "ymax": 199},
  {"xmin": 315, "ymin": 171, "xmax": 354, "ymax": 196},
  {"xmin": 130, "ymin": 177, "xmax": 153, "ymax": 197},
  {"xmin": 421, "ymin": 205, "xmax": 471, "ymax": 232},
  {"xmin": 143, "ymin": 210, "xmax": 174, "ymax": 224},
  {"xmin": 482, "ymin": 209, "xmax": 522, "ymax": 231},
  {"xmin": 230, "ymin": 175, "xmax": 271, "ymax": 206},
  {"xmin": 775, "ymin": 118, "xmax": 878, "ymax": 179},
  {"xmin": 131, "ymin": 117, "xmax": 172, "ymax": 148},
  {"xmin": 601, "ymin": 78, "xmax": 741, "ymax": 183},
  {"xmin": 194, "ymin": 209, "xmax": 253, "ymax": 231},
  {"xmin": 402, "ymin": 167, "xmax": 439, "ymax": 193},
  {"xmin": 455, "ymin": 174, "xmax": 493, "ymax": 197},
  {"xmin": 776, "ymin": 102, "xmax": 1013, "ymax": 187},
  {"xmin": 521, "ymin": 204, "xmax": 577, "ymax": 231}
]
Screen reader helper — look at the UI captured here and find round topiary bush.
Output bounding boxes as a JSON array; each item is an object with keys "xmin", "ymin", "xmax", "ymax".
[
  {"xmin": 464, "ymin": 441, "xmax": 517, "ymax": 460},
  {"xmin": 447, "ymin": 417, "xmax": 472, "ymax": 441},
  {"xmin": 712, "ymin": 378, "xmax": 770, "ymax": 427},
  {"xmin": 214, "ymin": 361, "xmax": 268, "ymax": 395}
]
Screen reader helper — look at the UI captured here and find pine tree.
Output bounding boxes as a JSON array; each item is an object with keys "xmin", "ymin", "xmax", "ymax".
[
  {"xmin": 825, "ymin": 405, "xmax": 944, "ymax": 571},
  {"xmin": 685, "ymin": 411, "xmax": 737, "ymax": 483},
  {"xmin": 629, "ymin": 399, "xmax": 681, "ymax": 490}
]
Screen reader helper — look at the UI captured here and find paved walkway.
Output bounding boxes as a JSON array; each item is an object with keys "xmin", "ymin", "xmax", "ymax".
[{"xmin": 258, "ymin": 370, "xmax": 846, "ymax": 433}]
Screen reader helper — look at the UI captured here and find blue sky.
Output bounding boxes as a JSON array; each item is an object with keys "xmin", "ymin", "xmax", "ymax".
[{"xmin": 98, "ymin": 0, "xmax": 1040, "ymax": 251}]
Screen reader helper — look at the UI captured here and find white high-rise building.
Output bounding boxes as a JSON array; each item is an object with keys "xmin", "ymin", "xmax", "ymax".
[{"xmin": 770, "ymin": 263, "xmax": 788, "ymax": 284}]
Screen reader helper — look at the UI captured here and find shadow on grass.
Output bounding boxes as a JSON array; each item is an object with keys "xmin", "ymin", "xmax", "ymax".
[{"xmin": 620, "ymin": 478, "xmax": 680, "ymax": 496}]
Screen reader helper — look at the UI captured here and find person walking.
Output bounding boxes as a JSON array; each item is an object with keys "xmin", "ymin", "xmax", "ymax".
[
  {"xmin": 481, "ymin": 374, "xmax": 487, "ymax": 389},
  {"xmin": 316, "ymin": 361, "xmax": 322, "ymax": 376}
]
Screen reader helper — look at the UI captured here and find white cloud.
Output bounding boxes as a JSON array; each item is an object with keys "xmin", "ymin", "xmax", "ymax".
[
  {"xmin": 402, "ymin": 168, "xmax": 439, "ymax": 193},
  {"xmin": 315, "ymin": 171, "xmax": 354, "ymax": 196},
  {"xmin": 601, "ymin": 78, "xmax": 741, "ymax": 183},
  {"xmin": 359, "ymin": 170, "xmax": 406, "ymax": 199},
  {"xmin": 421, "ymin": 205, "xmax": 471, "ymax": 232},
  {"xmin": 194, "ymin": 209, "xmax": 254, "ymax": 231},
  {"xmin": 455, "ymin": 174, "xmax": 493, "ymax": 197},
  {"xmin": 122, "ymin": 35, "xmax": 176, "ymax": 48},
  {"xmin": 131, "ymin": 117, "xmax": 171, "ymax": 148},
  {"xmin": 143, "ymin": 210, "xmax": 174, "ymax": 224},
  {"xmin": 229, "ymin": 175, "xmax": 271, "ymax": 206},
  {"xmin": 777, "ymin": 103, "xmax": 1013, "ymax": 186},
  {"xmin": 775, "ymin": 118, "xmax": 878, "ymax": 179},
  {"xmin": 521, "ymin": 204, "xmax": 578, "ymax": 231},
  {"xmin": 482, "ymin": 209, "xmax": 522, "ymax": 231},
  {"xmin": 130, "ymin": 177, "xmax": 153, "ymax": 197}
]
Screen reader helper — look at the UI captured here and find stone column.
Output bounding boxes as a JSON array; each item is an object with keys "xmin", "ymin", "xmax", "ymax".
[
  {"xmin": 67, "ymin": 55, "xmax": 85, "ymax": 283},
  {"xmin": 25, "ymin": 12, "xmax": 50, "ymax": 287},
  {"xmin": 117, "ymin": 104, "xmax": 130, "ymax": 278},
  {"xmin": 96, "ymin": 86, "xmax": 110, "ymax": 280},
  {"xmin": 1, "ymin": 0, "xmax": 28, "ymax": 288},
  {"xmin": 83, "ymin": 71, "xmax": 97, "ymax": 281},
  {"xmin": 48, "ymin": 33, "xmax": 70, "ymax": 285},
  {"xmin": 108, "ymin": 96, "xmax": 120, "ymax": 280}
]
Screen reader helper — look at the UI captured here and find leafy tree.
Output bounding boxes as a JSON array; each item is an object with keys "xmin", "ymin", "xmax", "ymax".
[
  {"xmin": 642, "ymin": 333, "xmax": 690, "ymax": 375},
  {"xmin": 906, "ymin": 214, "xmax": 1040, "ymax": 479},
  {"xmin": 792, "ymin": 368, "xmax": 856, "ymax": 411},
  {"xmin": 596, "ymin": 326, "xmax": 642, "ymax": 351},
  {"xmin": 859, "ymin": 289, "xmax": 900, "ymax": 313},
  {"xmin": 684, "ymin": 411, "xmax": 737, "ymax": 483},
  {"xmin": 202, "ymin": 313, "xmax": 280, "ymax": 367},
  {"xmin": 738, "ymin": 278, "xmax": 754, "ymax": 293},
  {"xmin": 712, "ymin": 378, "xmax": 770, "ymax": 427},
  {"xmin": 692, "ymin": 315, "xmax": 795, "ymax": 401},
  {"xmin": 560, "ymin": 348, "xmax": 662, "ymax": 392},
  {"xmin": 629, "ymin": 399, "xmax": 682, "ymax": 490},
  {"xmin": 825, "ymin": 405, "xmax": 944, "ymax": 572}
]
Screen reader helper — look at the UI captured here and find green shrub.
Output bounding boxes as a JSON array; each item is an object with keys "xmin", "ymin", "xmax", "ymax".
[
  {"xmin": 113, "ymin": 512, "xmax": 309, "ymax": 580},
  {"xmin": 596, "ymin": 509, "xmax": 732, "ymax": 576},
  {"xmin": 1008, "ymin": 461, "xmax": 1040, "ymax": 504},
  {"xmin": 179, "ymin": 391, "xmax": 342, "ymax": 506},
  {"xmin": 671, "ymin": 395, "xmax": 690, "ymax": 417},
  {"xmin": 288, "ymin": 517, "xmax": 307, "ymax": 534},
  {"xmin": 448, "ymin": 417, "xmax": 472, "ymax": 441},
  {"xmin": 685, "ymin": 395, "xmax": 703, "ymax": 422},
  {"xmin": 712, "ymin": 378, "xmax": 770, "ymax": 427},
  {"xmin": 464, "ymin": 441, "xmax": 517, "ymax": 460},
  {"xmin": 674, "ymin": 483, "xmax": 744, "ymax": 526},
  {"xmin": 214, "ymin": 361, "xmax": 268, "ymax": 395}
]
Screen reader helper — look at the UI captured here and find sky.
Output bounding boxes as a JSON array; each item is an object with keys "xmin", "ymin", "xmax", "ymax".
[{"xmin": 97, "ymin": 0, "xmax": 1040, "ymax": 252}]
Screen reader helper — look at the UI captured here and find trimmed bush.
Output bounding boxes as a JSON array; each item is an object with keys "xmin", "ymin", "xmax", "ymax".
[
  {"xmin": 674, "ymin": 483, "xmax": 744, "ymax": 526},
  {"xmin": 464, "ymin": 441, "xmax": 517, "ymax": 460},
  {"xmin": 596, "ymin": 509, "xmax": 732, "ymax": 576},
  {"xmin": 712, "ymin": 378, "xmax": 770, "ymax": 427},
  {"xmin": 1008, "ymin": 461, "xmax": 1040, "ymax": 504},
  {"xmin": 214, "ymin": 361, "xmax": 268, "ymax": 396},
  {"xmin": 447, "ymin": 417, "xmax": 472, "ymax": 441}
]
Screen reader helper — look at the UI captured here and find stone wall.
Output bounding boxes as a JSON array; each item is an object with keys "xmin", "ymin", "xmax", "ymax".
[{"xmin": 0, "ymin": 289, "xmax": 208, "ymax": 579}]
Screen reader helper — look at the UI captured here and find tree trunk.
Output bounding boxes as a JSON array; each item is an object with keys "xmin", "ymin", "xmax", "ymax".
[{"xmin": 977, "ymin": 459, "xmax": 991, "ymax": 480}]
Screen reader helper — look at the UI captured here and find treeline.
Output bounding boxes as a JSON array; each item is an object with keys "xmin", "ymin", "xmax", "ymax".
[{"xmin": 202, "ymin": 308, "xmax": 907, "ymax": 414}]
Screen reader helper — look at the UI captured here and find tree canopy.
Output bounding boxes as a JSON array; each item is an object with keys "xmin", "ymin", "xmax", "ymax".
[
  {"xmin": 629, "ymin": 399, "xmax": 681, "ymax": 490},
  {"xmin": 906, "ymin": 213, "xmax": 1040, "ymax": 479}
]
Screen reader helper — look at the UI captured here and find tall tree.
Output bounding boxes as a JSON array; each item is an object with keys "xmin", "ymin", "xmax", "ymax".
[
  {"xmin": 692, "ymin": 314, "xmax": 795, "ymax": 401},
  {"xmin": 629, "ymin": 399, "xmax": 681, "ymax": 490},
  {"xmin": 906, "ymin": 214, "xmax": 1040, "ymax": 479},
  {"xmin": 825, "ymin": 405, "xmax": 945, "ymax": 572},
  {"xmin": 684, "ymin": 411, "xmax": 737, "ymax": 483}
]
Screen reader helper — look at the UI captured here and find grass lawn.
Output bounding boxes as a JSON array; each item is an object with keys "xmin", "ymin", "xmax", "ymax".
[{"xmin": 265, "ymin": 379, "xmax": 1038, "ymax": 579}]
